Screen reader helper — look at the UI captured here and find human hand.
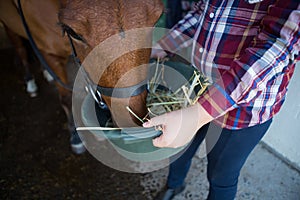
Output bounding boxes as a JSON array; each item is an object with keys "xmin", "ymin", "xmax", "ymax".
[
  {"xmin": 151, "ymin": 44, "xmax": 168, "ymax": 59},
  {"xmin": 143, "ymin": 103, "xmax": 213, "ymax": 148}
]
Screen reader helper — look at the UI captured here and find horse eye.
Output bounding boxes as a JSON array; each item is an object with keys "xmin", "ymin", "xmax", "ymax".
[{"xmin": 60, "ymin": 23, "xmax": 85, "ymax": 42}]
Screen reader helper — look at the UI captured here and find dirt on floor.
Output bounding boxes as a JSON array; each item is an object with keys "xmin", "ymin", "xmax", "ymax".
[{"xmin": 0, "ymin": 47, "xmax": 148, "ymax": 199}]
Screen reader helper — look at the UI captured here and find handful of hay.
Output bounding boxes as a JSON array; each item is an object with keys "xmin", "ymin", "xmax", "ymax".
[
  {"xmin": 77, "ymin": 59, "xmax": 210, "ymax": 133},
  {"xmin": 146, "ymin": 59, "xmax": 210, "ymax": 118}
]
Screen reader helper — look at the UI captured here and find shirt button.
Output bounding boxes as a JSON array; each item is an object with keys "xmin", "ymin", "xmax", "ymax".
[
  {"xmin": 199, "ymin": 47, "xmax": 204, "ymax": 53},
  {"xmin": 209, "ymin": 12, "xmax": 215, "ymax": 19}
]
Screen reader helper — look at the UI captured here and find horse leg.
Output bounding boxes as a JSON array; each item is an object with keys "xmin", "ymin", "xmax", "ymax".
[
  {"xmin": 41, "ymin": 53, "xmax": 86, "ymax": 154},
  {"xmin": 4, "ymin": 25, "xmax": 38, "ymax": 97},
  {"xmin": 42, "ymin": 69, "xmax": 54, "ymax": 82}
]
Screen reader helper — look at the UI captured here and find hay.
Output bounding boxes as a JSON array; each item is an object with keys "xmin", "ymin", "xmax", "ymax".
[
  {"xmin": 146, "ymin": 59, "xmax": 210, "ymax": 118},
  {"xmin": 79, "ymin": 58, "xmax": 211, "ymax": 128}
]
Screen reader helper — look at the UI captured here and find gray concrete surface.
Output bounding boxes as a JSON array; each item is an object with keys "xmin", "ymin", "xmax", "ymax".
[{"xmin": 141, "ymin": 143, "xmax": 300, "ymax": 200}]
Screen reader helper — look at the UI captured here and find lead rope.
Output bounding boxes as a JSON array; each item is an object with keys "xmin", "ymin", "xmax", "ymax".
[
  {"xmin": 18, "ymin": 0, "xmax": 107, "ymax": 107},
  {"xmin": 17, "ymin": 0, "xmax": 73, "ymax": 91}
]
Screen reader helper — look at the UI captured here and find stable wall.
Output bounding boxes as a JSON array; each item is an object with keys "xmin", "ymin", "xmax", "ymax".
[{"xmin": 262, "ymin": 63, "xmax": 300, "ymax": 170}]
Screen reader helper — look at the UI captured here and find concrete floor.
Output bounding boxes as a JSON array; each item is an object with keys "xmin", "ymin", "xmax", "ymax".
[{"xmin": 141, "ymin": 143, "xmax": 300, "ymax": 200}]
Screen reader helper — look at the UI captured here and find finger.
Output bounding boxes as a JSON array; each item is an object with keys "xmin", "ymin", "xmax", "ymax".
[
  {"xmin": 152, "ymin": 135, "xmax": 168, "ymax": 148},
  {"xmin": 142, "ymin": 115, "xmax": 166, "ymax": 128},
  {"xmin": 159, "ymin": 51, "xmax": 167, "ymax": 59}
]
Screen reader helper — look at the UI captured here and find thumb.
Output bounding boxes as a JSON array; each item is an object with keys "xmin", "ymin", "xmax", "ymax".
[
  {"xmin": 152, "ymin": 134, "xmax": 166, "ymax": 148},
  {"xmin": 142, "ymin": 114, "xmax": 166, "ymax": 128}
]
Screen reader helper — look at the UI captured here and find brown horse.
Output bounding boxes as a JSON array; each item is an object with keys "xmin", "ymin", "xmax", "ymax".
[{"xmin": 0, "ymin": 0, "xmax": 163, "ymax": 153}]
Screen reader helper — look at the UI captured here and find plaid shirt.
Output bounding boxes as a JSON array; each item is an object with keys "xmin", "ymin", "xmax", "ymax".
[{"xmin": 158, "ymin": 0, "xmax": 300, "ymax": 129}]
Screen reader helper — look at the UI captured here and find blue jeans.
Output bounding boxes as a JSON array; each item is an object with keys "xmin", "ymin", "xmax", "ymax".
[{"xmin": 167, "ymin": 119, "xmax": 272, "ymax": 200}]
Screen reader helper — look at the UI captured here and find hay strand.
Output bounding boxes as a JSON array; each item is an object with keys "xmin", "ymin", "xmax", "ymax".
[
  {"xmin": 146, "ymin": 59, "xmax": 210, "ymax": 116},
  {"xmin": 126, "ymin": 106, "xmax": 145, "ymax": 123},
  {"xmin": 77, "ymin": 127, "xmax": 122, "ymax": 131}
]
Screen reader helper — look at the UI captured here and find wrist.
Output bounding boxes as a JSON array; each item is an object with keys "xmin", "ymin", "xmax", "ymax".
[{"xmin": 191, "ymin": 103, "xmax": 214, "ymax": 129}]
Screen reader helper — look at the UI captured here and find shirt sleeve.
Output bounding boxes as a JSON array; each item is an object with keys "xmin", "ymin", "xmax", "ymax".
[
  {"xmin": 198, "ymin": 1, "xmax": 300, "ymax": 118},
  {"xmin": 156, "ymin": 1, "xmax": 205, "ymax": 53}
]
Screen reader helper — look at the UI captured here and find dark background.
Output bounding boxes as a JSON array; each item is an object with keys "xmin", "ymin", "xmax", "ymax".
[{"xmin": 0, "ymin": 29, "xmax": 147, "ymax": 199}]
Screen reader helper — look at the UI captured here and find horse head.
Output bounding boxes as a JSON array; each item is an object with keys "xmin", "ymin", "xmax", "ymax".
[{"xmin": 59, "ymin": 0, "xmax": 163, "ymax": 127}]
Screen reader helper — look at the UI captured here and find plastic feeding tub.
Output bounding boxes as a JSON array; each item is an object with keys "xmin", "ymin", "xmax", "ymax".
[{"xmin": 79, "ymin": 60, "xmax": 208, "ymax": 162}]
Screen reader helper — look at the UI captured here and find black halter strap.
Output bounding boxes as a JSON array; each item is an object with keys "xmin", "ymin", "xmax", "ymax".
[
  {"xmin": 66, "ymin": 27, "xmax": 147, "ymax": 101},
  {"xmin": 97, "ymin": 80, "xmax": 147, "ymax": 98},
  {"xmin": 19, "ymin": 0, "xmax": 147, "ymax": 102}
]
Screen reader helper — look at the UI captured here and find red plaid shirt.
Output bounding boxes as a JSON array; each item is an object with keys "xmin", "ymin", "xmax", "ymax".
[{"xmin": 158, "ymin": 0, "xmax": 300, "ymax": 129}]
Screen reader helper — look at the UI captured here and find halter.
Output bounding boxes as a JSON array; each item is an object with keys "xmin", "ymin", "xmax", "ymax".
[
  {"xmin": 65, "ymin": 29, "xmax": 148, "ymax": 108},
  {"xmin": 18, "ymin": 0, "xmax": 147, "ymax": 109}
]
